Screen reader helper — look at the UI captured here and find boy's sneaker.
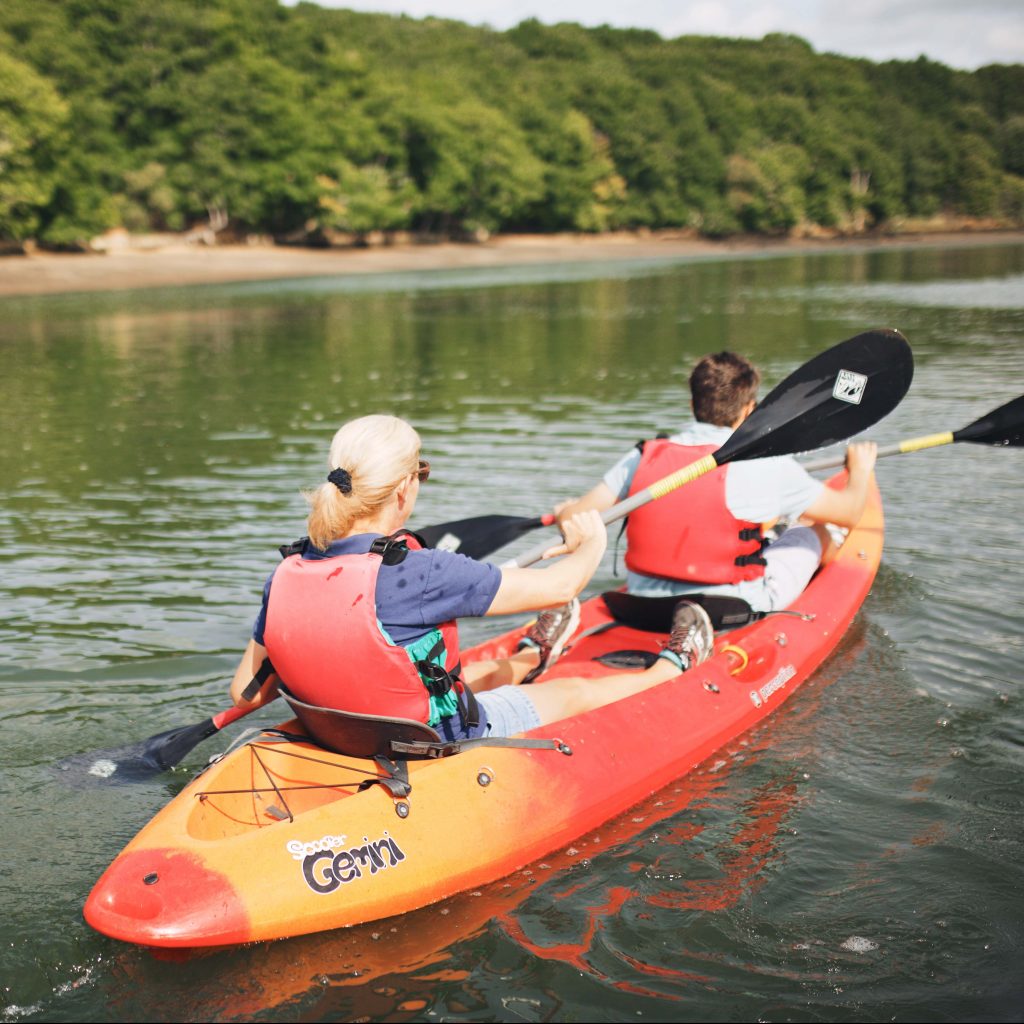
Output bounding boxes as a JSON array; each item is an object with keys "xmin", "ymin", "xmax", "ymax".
[
  {"xmin": 658, "ymin": 600, "xmax": 714, "ymax": 672},
  {"xmin": 517, "ymin": 598, "xmax": 581, "ymax": 683}
]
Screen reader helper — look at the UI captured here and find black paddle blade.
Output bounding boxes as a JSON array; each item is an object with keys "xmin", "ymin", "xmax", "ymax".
[
  {"xmin": 56, "ymin": 716, "xmax": 219, "ymax": 785},
  {"xmin": 718, "ymin": 329, "xmax": 914, "ymax": 463},
  {"xmin": 417, "ymin": 514, "xmax": 547, "ymax": 559},
  {"xmin": 953, "ymin": 394, "xmax": 1024, "ymax": 447}
]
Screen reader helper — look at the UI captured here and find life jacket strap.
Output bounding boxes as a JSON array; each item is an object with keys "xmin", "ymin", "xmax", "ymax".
[
  {"xmin": 412, "ymin": 635, "xmax": 479, "ymax": 730},
  {"xmin": 734, "ymin": 531, "xmax": 768, "ymax": 567},
  {"xmin": 369, "ymin": 533, "xmax": 409, "ymax": 564},
  {"xmin": 240, "ymin": 657, "xmax": 277, "ymax": 702},
  {"xmin": 416, "ymin": 659, "xmax": 457, "ymax": 699},
  {"xmin": 734, "ymin": 527, "xmax": 768, "ymax": 568},
  {"xmin": 734, "ymin": 552, "xmax": 768, "ymax": 567},
  {"xmin": 458, "ymin": 681, "xmax": 481, "ymax": 731},
  {"xmin": 278, "ymin": 537, "xmax": 310, "ymax": 559}
]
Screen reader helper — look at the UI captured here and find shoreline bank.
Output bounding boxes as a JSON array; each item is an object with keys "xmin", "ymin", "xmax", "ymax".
[{"xmin": 3, "ymin": 229, "xmax": 1023, "ymax": 298}]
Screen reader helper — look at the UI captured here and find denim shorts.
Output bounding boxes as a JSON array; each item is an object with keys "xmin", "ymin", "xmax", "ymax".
[{"xmin": 477, "ymin": 685, "xmax": 542, "ymax": 738}]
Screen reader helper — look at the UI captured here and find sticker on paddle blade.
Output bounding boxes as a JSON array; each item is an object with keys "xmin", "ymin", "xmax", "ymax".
[
  {"xmin": 833, "ymin": 369, "xmax": 868, "ymax": 405},
  {"xmin": 434, "ymin": 532, "xmax": 462, "ymax": 553}
]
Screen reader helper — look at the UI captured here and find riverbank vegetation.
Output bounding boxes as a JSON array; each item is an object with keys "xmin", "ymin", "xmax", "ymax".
[{"xmin": 1, "ymin": 0, "xmax": 1022, "ymax": 249}]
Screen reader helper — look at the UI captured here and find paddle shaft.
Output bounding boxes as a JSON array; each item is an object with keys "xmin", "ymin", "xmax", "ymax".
[
  {"xmin": 212, "ymin": 703, "xmax": 257, "ymax": 731},
  {"xmin": 801, "ymin": 432, "xmax": 953, "ymax": 472}
]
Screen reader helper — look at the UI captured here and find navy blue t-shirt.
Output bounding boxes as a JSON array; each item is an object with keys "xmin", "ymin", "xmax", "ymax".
[{"xmin": 253, "ymin": 534, "xmax": 502, "ymax": 739}]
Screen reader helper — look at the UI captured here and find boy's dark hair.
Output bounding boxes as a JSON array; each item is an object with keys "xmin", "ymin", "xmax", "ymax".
[{"xmin": 689, "ymin": 352, "xmax": 761, "ymax": 427}]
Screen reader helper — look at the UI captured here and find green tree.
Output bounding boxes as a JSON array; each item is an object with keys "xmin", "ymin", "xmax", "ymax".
[
  {"xmin": 0, "ymin": 0, "xmax": 1021, "ymax": 243},
  {"xmin": 0, "ymin": 52, "xmax": 68, "ymax": 241},
  {"xmin": 522, "ymin": 109, "xmax": 626, "ymax": 232},
  {"xmin": 727, "ymin": 144, "xmax": 810, "ymax": 234},
  {"xmin": 316, "ymin": 161, "xmax": 415, "ymax": 236},
  {"xmin": 999, "ymin": 115, "xmax": 1024, "ymax": 175},
  {"xmin": 166, "ymin": 48, "xmax": 322, "ymax": 234},
  {"xmin": 404, "ymin": 99, "xmax": 545, "ymax": 235}
]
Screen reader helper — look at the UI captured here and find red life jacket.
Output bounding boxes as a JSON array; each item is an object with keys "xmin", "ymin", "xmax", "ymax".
[
  {"xmin": 624, "ymin": 438, "xmax": 767, "ymax": 584},
  {"xmin": 263, "ymin": 533, "xmax": 467, "ymax": 725}
]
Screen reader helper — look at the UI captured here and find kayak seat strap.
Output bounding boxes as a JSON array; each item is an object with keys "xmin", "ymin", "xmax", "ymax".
[{"xmin": 390, "ymin": 736, "xmax": 572, "ymax": 758}]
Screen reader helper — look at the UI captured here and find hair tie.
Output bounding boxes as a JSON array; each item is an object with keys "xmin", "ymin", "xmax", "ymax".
[{"xmin": 327, "ymin": 467, "xmax": 352, "ymax": 494}]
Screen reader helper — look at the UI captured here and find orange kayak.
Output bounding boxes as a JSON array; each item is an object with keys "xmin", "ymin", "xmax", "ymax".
[{"xmin": 84, "ymin": 475, "xmax": 883, "ymax": 947}]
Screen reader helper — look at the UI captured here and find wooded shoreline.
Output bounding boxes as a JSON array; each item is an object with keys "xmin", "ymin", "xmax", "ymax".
[
  {"xmin": 3, "ymin": 229, "xmax": 1023, "ymax": 298},
  {"xmin": 4, "ymin": 3, "xmax": 1023, "ymax": 255}
]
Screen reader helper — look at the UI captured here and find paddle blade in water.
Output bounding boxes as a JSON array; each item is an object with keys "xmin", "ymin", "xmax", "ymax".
[
  {"xmin": 55, "ymin": 718, "xmax": 220, "ymax": 784},
  {"xmin": 417, "ymin": 514, "xmax": 550, "ymax": 559},
  {"xmin": 953, "ymin": 394, "xmax": 1024, "ymax": 447},
  {"xmin": 717, "ymin": 329, "xmax": 914, "ymax": 463}
]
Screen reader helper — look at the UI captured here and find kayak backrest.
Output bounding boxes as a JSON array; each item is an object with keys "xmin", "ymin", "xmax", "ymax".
[
  {"xmin": 602, "ymin": 590, "xmax": 761, "ymax": 632},
  {"xmin": 279, "ymin": 685, "xmax": 443, "ymax": 759}
]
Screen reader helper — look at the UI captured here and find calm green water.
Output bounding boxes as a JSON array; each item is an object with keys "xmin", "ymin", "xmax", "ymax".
[{"xmin": 1, "ymin": 241, "xmax": 1023, "ymax": 1022}]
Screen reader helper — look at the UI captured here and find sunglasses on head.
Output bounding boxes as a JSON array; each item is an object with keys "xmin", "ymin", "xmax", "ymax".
[{"xmin": 416, "ymin": 459, "xmax": 431, "ymax": 482}]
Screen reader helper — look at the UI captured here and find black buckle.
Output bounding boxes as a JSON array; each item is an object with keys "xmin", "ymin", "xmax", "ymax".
[
  {"xmin": 734, "ymin": 552, "xmax": 768, "ymax": 567},
  {"xmin": 278, "ymin": 536, "xmax": 310, "ymax": 559},
  {"xmin": 417, "ymin": 660, "xmax": 455, "ymax": 699},
  {"xmin": 370, "ymin": 535, "xmax": 410, "ymax": 565}
]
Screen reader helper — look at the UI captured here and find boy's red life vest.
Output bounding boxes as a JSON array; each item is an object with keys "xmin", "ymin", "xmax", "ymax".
[
  {"xmin": 624, "ymin": 439, "xmax": 767, "ymax": 584},
  {"xmin": 263, "ymin": 534, "xmax": 465, "ymax": 724}
]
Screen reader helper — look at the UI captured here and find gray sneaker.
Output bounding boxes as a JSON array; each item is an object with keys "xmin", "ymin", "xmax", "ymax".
[
  {"xmin": 517, "ymin": 598, "xmax": 581, "ymax": 683},
  {"xmin": 658, "ymin": 600, "xmax": 714, "ymax": 671}
]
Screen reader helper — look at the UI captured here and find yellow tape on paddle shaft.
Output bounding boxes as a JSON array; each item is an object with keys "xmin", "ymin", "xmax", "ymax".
[
  {"xmin": 646, "ymin": 453, "xmax": 718, "ymax": 499},
  {"xmin": 898, "ymin": 431, "xmax": 954, "ymax": 454}
]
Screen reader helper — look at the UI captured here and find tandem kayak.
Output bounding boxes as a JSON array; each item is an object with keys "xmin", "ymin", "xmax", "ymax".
[{"xmin": 84, "ymin": 474, "xmax": 883, "ymax": 948}]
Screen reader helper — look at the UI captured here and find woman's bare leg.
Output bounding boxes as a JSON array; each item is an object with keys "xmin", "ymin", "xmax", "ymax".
[
  {"xmin": 462, "ymin": 649, "xmax": 539, "ymax": 692},
  {"xmin": 524, "ymin": 658, "xmax": 682, "ymax": 726}
]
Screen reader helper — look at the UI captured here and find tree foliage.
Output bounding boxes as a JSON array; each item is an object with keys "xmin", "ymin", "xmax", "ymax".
[
  {"xmin": 0, "ymin": 0, "xmax": 1020, "ymax": 246},
  {"xmin": 0, "ymin": 52, "xmax": 69, "ymax": 240}
]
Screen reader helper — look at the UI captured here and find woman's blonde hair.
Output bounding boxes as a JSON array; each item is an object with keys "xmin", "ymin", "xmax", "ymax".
[{"xmin": 306, "ymin": 415, "xmax": 421, "ymax": 549}]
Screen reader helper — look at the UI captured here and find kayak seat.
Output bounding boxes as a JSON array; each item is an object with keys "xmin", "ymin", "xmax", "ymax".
[
  {"xmin": 601, "ymin": 590, "xmax": 761, "ymax": 633},
  {"xmin": 277, "ymin": 685, "xmax": 575, "ymax": 765},
  {"xmin": 593, "ymin": 649, "xmax": 660, "ymax": 670},
  {"xmin": 278, "ymin": 685, "xmax": 444, "ymax": 760}
]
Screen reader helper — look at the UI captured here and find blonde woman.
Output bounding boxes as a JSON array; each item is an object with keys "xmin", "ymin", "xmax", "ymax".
[{"xmin": 230, "ymin": 415, "xmax": 712, "ymax": 741}]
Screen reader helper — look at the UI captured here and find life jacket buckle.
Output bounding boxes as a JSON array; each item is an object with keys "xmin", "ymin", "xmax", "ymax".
[{"xmin": 416, "ymin": 660, "xmax": 456, "ymax": 699}]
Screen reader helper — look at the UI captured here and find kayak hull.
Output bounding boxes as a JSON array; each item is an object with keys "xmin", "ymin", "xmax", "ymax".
[{"xmin": 85, "ymin": 477, "xmax": 883, "ymax": 947}]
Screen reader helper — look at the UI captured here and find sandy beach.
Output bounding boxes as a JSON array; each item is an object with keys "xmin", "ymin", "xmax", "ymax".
[{"xmin": 2, "ymin": 229, "xmax": 1022, "ymax": 298}]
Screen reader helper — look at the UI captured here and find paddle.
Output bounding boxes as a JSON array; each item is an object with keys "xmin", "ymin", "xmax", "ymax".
[
  {"xmin": 417, "ymin": 513, "xmax": 555, "ymax": 558},
  {"xmin": 57, "ymin": 703, "xmax": 257, "ymax": 783},
  {"xmin": 799, "ymin": 393, "xmax": 1024, "ymax": 473},
  {"xmin": 507, "ymin": 327, "xmax": 914, "ymax": 568}
]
